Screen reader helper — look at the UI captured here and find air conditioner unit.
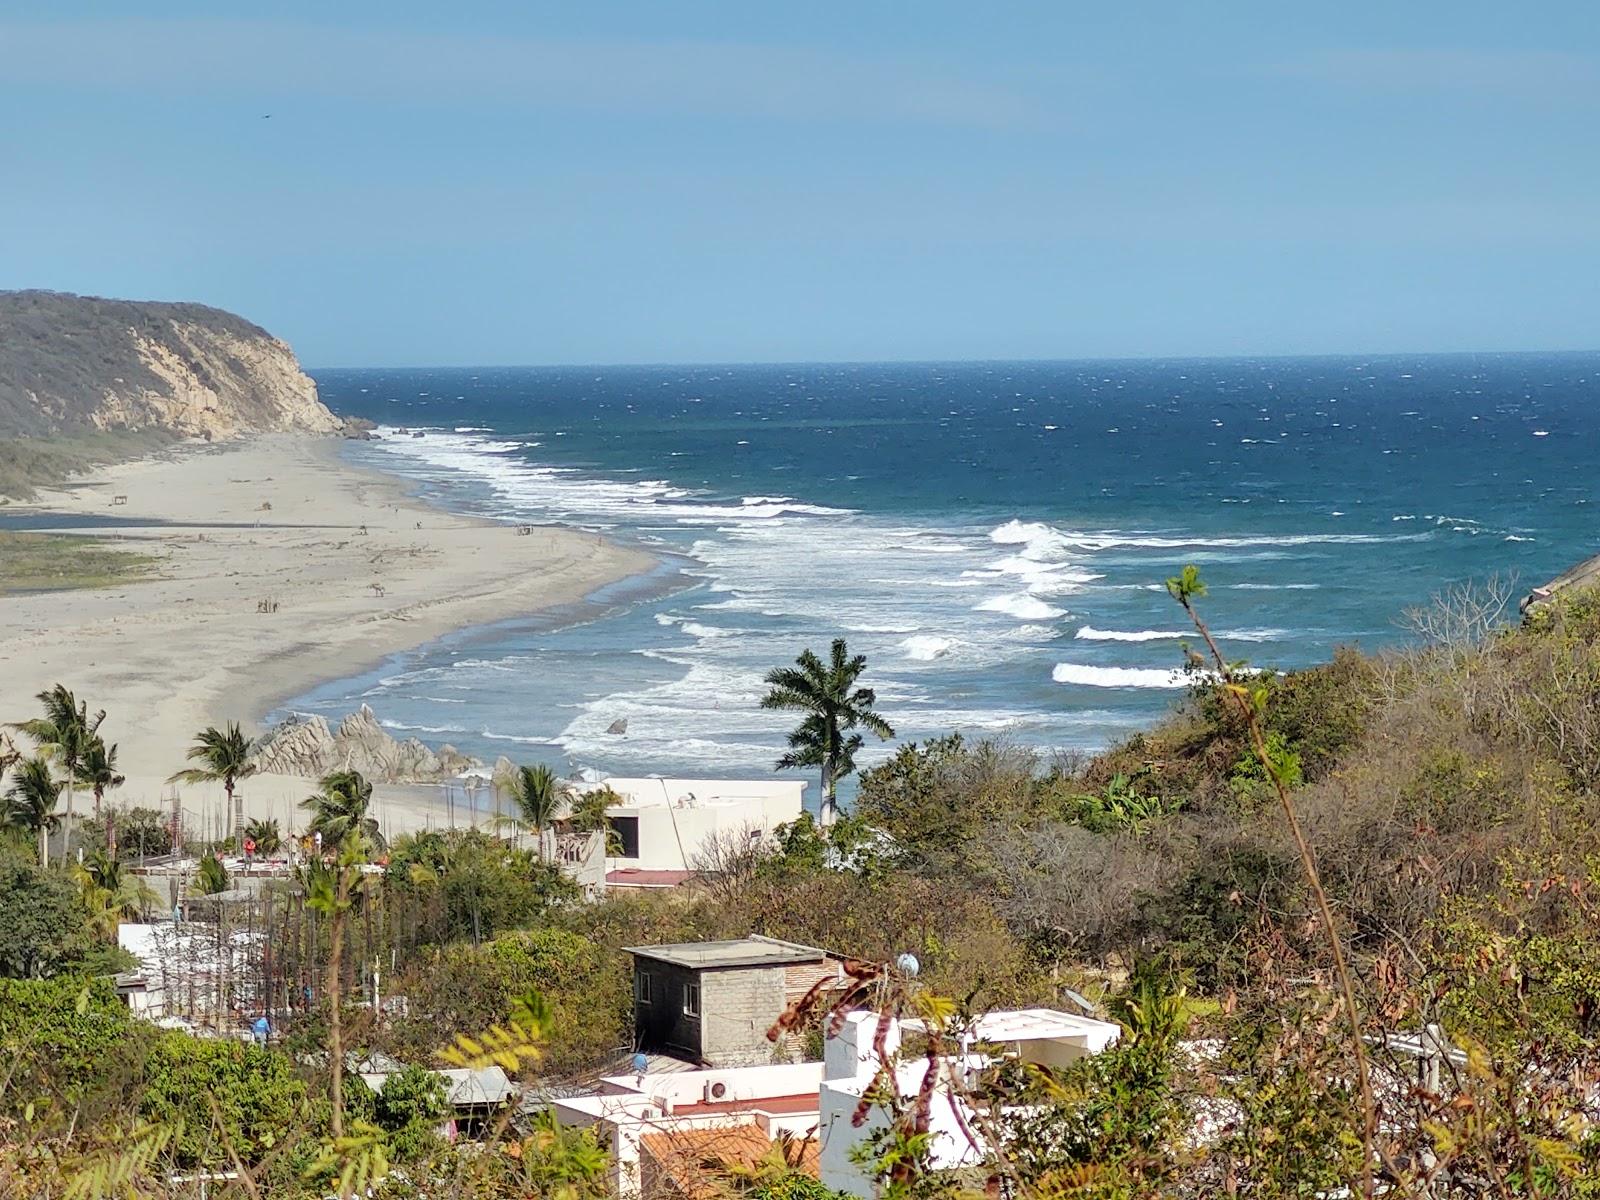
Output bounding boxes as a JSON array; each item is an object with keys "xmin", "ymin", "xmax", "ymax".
[{"xmin": 703, "ymin": 1078, "xmax": 730, "ymax": 1103}]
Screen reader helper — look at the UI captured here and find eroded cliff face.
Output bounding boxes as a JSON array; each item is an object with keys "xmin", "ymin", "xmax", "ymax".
[
  {"xmin": 0, "ymin": 290, "xmax": 342, "ymax": 438},
  {"xmin": 99, "ymin": 321, "xmax": 340, "ymax": 438}
]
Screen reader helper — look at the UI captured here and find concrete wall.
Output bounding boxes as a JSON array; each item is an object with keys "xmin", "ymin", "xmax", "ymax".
[
  {"xmin": 633, "ymin": 962, "xmax": 794, "ymax": 1066},
  {"xmin": 702, "ymin": 966, "xmax": 789, "ymax": 1067}
]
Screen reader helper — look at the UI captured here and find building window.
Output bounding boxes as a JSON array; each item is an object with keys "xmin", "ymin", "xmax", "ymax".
[
  {"xmin": 682, "ymin": 981, "xmax": 701, "ymax": 1017},
  {"xmin": 610, "ymin": 815, "xmax": 640, "ymax": 859},
  {"xmin": 635, "ymin": 973, "xmax": 653, "ymax": 1005}
]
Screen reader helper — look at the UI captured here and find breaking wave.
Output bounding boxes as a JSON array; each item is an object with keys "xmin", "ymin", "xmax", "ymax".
[{"xmin": 1051, "ymin": 663, "xmax": 1191, "ymax": 689}]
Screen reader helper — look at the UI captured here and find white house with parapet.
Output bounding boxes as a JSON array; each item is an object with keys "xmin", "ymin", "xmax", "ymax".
[{"xmin": 574, "ymin": 777, "xmax": 806, "ymax": 889}]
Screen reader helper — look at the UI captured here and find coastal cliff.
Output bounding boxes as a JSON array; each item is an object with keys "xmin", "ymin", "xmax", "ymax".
[{"xmin": 0, "ymin": 290, "xmax": 341, "ymax": 439}]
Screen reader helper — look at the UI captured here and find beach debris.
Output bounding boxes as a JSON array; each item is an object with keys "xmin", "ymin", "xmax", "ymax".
[
  {"xmin": 112, "ymin": 494, "xmax": 128, "ymax": 506},
  {"xmin": 259, "ymin": 501, "xmax": 272, "ymax": 511},
  {"xmin": 606, "ymin": 718, "xmax": 629, "ymax": 735},
  {"xmin": 250, "ymin": 704, "xmax": 480, "ymax": 784}
]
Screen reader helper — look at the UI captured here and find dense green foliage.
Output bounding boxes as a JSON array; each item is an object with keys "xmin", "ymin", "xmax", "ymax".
[{"xmin": 139, "ymin": 1031, "xmax": 310, "ymax": 1166}]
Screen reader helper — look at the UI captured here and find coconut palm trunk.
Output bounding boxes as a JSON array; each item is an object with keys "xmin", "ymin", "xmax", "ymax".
[
  {"xmin": 59, "ymin": 778, "xmax": 74, "ymax": 867},
  {"xmin": 327, "ymin": 862, "xmax": 352, "ymax": 1139}
]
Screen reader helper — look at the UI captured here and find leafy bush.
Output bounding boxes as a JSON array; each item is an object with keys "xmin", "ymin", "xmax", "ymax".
[
  {"xmin": 0, "ymin": 976, "xmax": 144, "ymax": 1124},
  {"xmin": 138, "ymin": 1032, "xmax": 309, "ymax": 1167},
  {"xmin": 375, "ymin": 1064, "xmax": 448, "ymax": 1161}
]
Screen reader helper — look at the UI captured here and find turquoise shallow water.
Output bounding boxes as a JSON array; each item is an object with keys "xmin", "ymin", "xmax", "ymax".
[{"xmin": 283, "ymin": 355, "xmax": 1600, "ymax": 793}]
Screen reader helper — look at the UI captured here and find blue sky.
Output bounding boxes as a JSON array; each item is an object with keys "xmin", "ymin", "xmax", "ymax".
[{"xmin": 2, "ymin": 3, "xmax": 1597, "ymax": 365}]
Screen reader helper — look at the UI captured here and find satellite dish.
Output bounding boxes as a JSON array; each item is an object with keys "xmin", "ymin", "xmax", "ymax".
[{"xmin": 895, "ymin": 953, "xmax": 921, "ymax": 978}]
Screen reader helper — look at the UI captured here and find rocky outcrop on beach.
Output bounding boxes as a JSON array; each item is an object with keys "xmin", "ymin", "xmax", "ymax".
[
  {"xmin": 251, "ymin": 705, "xmax": 480, "ymax": 783},
  {"xmin": 0, "ymin": 290, "xmax": 343, "ymax": 439}
]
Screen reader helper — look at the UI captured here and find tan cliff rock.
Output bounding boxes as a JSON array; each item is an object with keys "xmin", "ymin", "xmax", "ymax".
[
  {"xmin": 0, "ymin": 289, "xmax": 343, "ymax": 439},
  {"xmin": 251, "ymin": 705, "xmax": 481, "ymax": 784}
]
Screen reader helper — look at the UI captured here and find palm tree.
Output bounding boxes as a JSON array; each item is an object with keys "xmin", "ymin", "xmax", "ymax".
[
  {"xmin": 567, "ymin": 785, "xmax": 625, "ymax": 854},
  {"xmin": 11, "ymin": 685, "xmax": 103, "ymax": 866},
  {"xmin": 168, "ymin": 723, "xmax": 258, "ymax": 845},
  {"xmin": 76, "ymin": 736, "xmax": 125, "ymax": 855},
  {"xmin": 298, "ymin": 771, "xmax": 379, "ymax": 1142},
  {"xmin": 243, "ymin": 817, "xmax": 282, "ymax": 858},
  {"xmin": 192, "ymin": 853, "xmax": 229, "ymax": 896},
  {"xmin": 760, "ymin": 638, "xmax": 895, "ymax": 826},
  {"xmin": 74, "ymin": 851, "xmax": 160, "ymax": 935},
  {"xmin": 506, "ymin": 763, "xmax": 566, "ymax": 860},
  {"xmin": 4, "ymin": 756, "xmax": 64, "ymax": 866},
  {"xmin": 301, "ymin": 770, "xmax": 383, "ymax": 852}
]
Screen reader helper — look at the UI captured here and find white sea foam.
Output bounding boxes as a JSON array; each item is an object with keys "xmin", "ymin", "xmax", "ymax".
[
  {"xmin": 900, "ymin": 635, "xmax": 956, "ymax": 661},
  {"xmin": 988, "ymin": 517, "xmax": 1425, "ymax": 552},
  {"xmin": 976, "ymin": 594, "xmax": 1066, "ymax": 621},
  {"xmin": 1052, "ymin": 663, "xmax": 1191, "ymax": 689},
  {"xmin": 655, "ymin": 613, "xmax": 735, "ymax": 638},
  {"xmin": 380, "ymin": 720, "xmax": 469, "ymax": 735},
  {"xmin": 1004, "ymin": 624, "xmax": 1065, "ymax": 641},
  {"xmin": 1075, "ymin": 626, "xmax": 1186, "ymax": 642}
]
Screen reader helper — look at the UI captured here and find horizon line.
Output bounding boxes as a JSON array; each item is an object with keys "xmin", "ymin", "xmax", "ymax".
[{"xmin": 304, "ymin": 345, "xmax": 1600, "ymax": 373}]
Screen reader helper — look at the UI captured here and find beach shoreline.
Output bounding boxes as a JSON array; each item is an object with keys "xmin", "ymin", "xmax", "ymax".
[{"xmin": 0, "ymin": 433, "xmax": 657, "ymax": 838}]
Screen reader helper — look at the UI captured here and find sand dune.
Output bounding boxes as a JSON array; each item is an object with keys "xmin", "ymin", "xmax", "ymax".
[{"xmin": 0, "ymin": 434, "xmax": 654, "ymax": 839}]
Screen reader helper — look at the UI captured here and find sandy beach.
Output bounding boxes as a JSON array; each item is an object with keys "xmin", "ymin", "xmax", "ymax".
[{"xmin": 0, "ymin": 434, "xmax": 655, "ymax": 839}]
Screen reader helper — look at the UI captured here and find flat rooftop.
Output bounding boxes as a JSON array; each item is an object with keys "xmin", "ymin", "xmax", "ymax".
[
  {"xmin": 626, "ymin": 935, "xmax": 827, "ymax": 970},
  {"xmin": 902, "ymin": 1007, "xmax": 1122, "ymax": 1044},
  {"xmin": 585, "ymin": 777, "xmax": 806, "ymax": 809}
]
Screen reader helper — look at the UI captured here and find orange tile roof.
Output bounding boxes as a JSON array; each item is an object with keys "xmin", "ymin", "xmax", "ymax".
[{"xmin": 639, "ymin": 1125, "xmax": 820, "ymax": 1200}]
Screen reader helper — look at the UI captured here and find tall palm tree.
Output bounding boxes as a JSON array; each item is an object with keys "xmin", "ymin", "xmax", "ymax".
[
  {"xmin": 300, "ymin": 770, "xmax": 383, "ymax": 851},
  {"xmin": 169, "ymin": 722, "xmax": 258, "ymax": 848},
  {"xmin": 760, "ymin": 638, "xmax": 895, "ymax": 826},
  {"xmin": 506, "ymin": 763, "xmax": 566, "ymax": 860},
  {"xmin": 76, "ymin": 736, "xmax": 125, "ymax": 855},
  {"xmin": 12, "ymin": 685, "xmax": 103, "ymax": 866},
  {"xmin": 4, "ymin": 755, "xmax": 64, "ymax": 866}
]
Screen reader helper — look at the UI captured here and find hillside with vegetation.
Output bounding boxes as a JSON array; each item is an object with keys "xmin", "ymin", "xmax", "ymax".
[
  {"xmin": 4, "ymin": 571, "xmax": 1600, "ymax": 1195},
  {"xmin": 0, "ymin": 290, "xmax": 342, "ymax": 496}
]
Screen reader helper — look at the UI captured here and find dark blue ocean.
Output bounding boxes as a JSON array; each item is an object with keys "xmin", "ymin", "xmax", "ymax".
[{"xmin": 285, "ymin": 356, "xmax": 1600, "ymax": 792}]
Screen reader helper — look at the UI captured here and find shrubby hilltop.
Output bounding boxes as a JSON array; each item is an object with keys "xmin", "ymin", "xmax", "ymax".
[{"xmin": 0, "ymin": 290, "xmax": 340, "ymax": 439}]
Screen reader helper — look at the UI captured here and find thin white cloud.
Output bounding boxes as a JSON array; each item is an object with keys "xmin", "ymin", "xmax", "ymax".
[
  {"xmin": 0, "ymin": 18, "xmax": 1032, "ymax": 129},
  {"xmin": 1273, "ymin": 47, "xmax": 1600, "ymax": 103}
]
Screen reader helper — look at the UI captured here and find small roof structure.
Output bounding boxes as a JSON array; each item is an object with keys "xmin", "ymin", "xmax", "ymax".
[
  {"xmin": 440, "ymin": 1065, "xmax": 515, "ymax": 1108},
  {"xmin": 357, "ymin": 1061, "xmax": 514, "ymax": 1111},
  {"xmin": 625, "ymin": 935, "xmax": 827, "ymax": 971}
]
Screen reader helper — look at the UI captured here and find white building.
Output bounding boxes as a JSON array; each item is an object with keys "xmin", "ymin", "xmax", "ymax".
[
  {"xmin": 574, "ymin": 777, "xmax": 806, "ymax": 888},
  {"xmin": 817, "ymin": 1009, "xmax": 1123, "ymax": 1196},
  {"xmin": 549, "ymin": 1059, "xmax": 824, "ymax": 1199}
]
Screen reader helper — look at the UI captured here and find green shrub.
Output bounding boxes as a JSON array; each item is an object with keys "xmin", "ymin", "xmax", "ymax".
[{"xmin": 138, "ymin": 1032, "xmax": 308, "ymax": 1167}]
